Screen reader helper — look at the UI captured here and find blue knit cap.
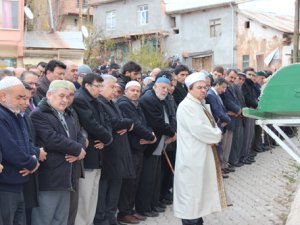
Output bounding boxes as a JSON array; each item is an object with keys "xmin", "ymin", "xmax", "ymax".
[{"xmin": 155, "ymin": 75, "xmax": 170, "ymax": 85}]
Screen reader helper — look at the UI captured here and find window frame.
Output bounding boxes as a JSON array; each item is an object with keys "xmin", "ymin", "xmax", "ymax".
[
  {"xmin": 242, "ymin": 55, "xmax": 250, "ymax": 70},
  {"xmin": 138, "ymin": 4, "xmax": 149, "ymax": 26},
  {"xmin": 0, "ymin": 0, "xmax": 19, "ymax": 30},
  {"xmin": 209, "ymin": 18, "xmax": 221, "ymax": 38},
  {"xmin": 106, "ymin": 10, "xmax": 116, "ymax": 31}
]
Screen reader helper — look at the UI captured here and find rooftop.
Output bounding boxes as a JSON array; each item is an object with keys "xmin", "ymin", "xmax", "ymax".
[
  {"xmin": 24, "ymin": 31, "xmax": 85, "ymax": 50},
  {"xmin": 165, "ymin": 0, "xmax": 235, "ymax": 14},
  {"xmin": 239, "ymin": 9, "xmax": 294, "ymax": 33}
]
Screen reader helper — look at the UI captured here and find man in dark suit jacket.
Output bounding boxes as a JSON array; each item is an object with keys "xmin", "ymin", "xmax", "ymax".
[
  {"xmin": 20, "ymin": 82, "xmax": 46, "ymax": 225},
  {"xmin": 220, "ymin": 70, "xmax": 242, "ymax": 170},
  {"xmin": 172, "ymin": 65, "xmax": 189, "ymax": 106},
  {"xmin": 136, "ymin": 76, "xmax": 176, "ymax": 217},
  {"xmin": 117, "ymin": 81, "xmax": 156, "ymax": 224},
  {"xmin": 94, "ymin": 75, "xmax": 134, "ymax": 225},
  {"xmin": 72, "ymin": 73, "xmax": 113, "ymax": 225},
  {"xmin": 206, "ymin": 78, "xmax": 231, "ymax": 129},
  {"xmin": 206, "ymin": 78, "xmax": 231, "ymax": 175}
]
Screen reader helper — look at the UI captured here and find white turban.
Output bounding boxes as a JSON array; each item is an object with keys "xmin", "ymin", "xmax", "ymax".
[
  {"xmin": 125, "ymin": 81, "xmax": 141, "ymax": 90},
  {"xmin": 0, "ymin": 76, "xmax": 23, "ymax": 90},
  {"xmin": 185, "ymin": 72, "xmax": 206, "ymax": 89}
]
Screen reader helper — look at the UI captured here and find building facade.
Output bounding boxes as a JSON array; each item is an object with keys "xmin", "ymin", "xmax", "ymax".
[
  {"xmin": 0, "ymin": 0, "xmax": 25, "ymax": 67},
  {"xmin": 166, "ymin": 1, "xmax": 237, "ymax": 71},
  {"xmin": 236, "ymin": 10, "xmax": 294, "ymax": 72}
]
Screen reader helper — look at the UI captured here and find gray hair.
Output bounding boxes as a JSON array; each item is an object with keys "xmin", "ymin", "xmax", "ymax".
[
  {"xmin": 101, "ymin": 74, "xmax": 117, "ymax": 86},
  {"xmin": 0, "ymin": 69, "xmax": 14, "ymax": 80}
]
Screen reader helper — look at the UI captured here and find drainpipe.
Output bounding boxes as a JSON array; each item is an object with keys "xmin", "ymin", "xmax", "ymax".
[
  {"xmin": 47, "ymin": 0, "xmax": 55, "ymax": 32},
  {"xmin": 230, "ymin": 2, "xmax": 235, "ymax": 68},
  {"xmin": 293, "ymin": 0, "xmax": 299, "ymax": 63}
]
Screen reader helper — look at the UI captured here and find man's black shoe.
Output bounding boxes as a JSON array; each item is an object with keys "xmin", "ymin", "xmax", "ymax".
[
  {"xmin": 228, "ymin": 163, "xmax": 235, "ymax": 168},
  {"xmin": 240, "ymin": 160, "xmax": 251, "ymax": 165},
  {"xmin": 152, "ymin": 206, "xmax": 165, "ymax": 213},
  {"xmin": 161, "ymin": 199, "xmax": 172, "ymax": 205},
  {"xmin": 262, "ymin": 145, "xmax": 271, "ymax": 151},
  {"xmin": 247, "ymin": 158, "xmax": 256, "ymax": 163},
  {"xmin": 232, "ymin": 162, "xmax": 244, "ymax": 167},
  {"xmin": 226, "ymin": 167, "xmax": 235, "ymax": 172},
  {"xmin": 222, "ymin": 168, "xmax": 230, "ymax": 174},
  {"xmin": 139, "ymin": 211, "xmax": 159, "ymax": 217},
  {"xmin": 158, "ymin": 202, "xmax": 166, "ymax": 209},
  {"xmin": 222, "ymin": 174, "xmax": 229, "ymax": 179},
  {"xmin": 254, "ymin": 148, "xmax": 264, "ymax": 153}
]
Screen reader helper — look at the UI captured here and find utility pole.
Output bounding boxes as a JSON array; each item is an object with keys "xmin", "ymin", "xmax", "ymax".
[{"xmin": 293, "ymin": 0, "xmax": 299, "ymax": 63}]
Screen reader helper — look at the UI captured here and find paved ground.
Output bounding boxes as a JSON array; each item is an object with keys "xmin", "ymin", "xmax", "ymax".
[{"xmin": 138, "ymin": 145, "xmax": 300, "ymax": 225}]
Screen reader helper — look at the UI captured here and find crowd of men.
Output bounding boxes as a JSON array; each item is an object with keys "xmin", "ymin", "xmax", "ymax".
[{"xmin": 0, "ymin": 59, "xmax": 289, "ymax": 225}]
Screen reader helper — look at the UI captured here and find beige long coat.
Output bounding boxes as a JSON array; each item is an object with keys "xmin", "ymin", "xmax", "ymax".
[{"xmin": 173, "ymin": 93, "xmax": 222, "ymax": 219}]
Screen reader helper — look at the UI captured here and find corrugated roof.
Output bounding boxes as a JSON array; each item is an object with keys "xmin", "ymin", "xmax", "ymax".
[
  {"xmin": 239, "ymin": 9, "xmax": 294, "ymax": 33},
  {"xmin": 24, "ymin": 31, "xmax": 85, "ymax": 49},
  {"xmin": 166, "ymin": 0, "xmax": 235, "ymax": 14}
]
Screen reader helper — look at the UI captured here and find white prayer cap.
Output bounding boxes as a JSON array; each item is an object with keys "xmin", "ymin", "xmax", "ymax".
[
  {"xmin": 125, "ymin": 81, "xmax": 141, "ymax": 90},
  {"xmin": 185, "ymin": 72, "xmax": 206, "ymax": 89},
  {"xmin": 0, "ymin": 76, "xmax": 23, "ymax": 90}
]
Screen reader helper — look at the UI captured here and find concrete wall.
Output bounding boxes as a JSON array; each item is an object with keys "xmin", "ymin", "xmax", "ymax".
[
  {"xmin": 93, "ymin": 0, "xmax": 166, "ymax": 38},
  {"xmin": 236, "ymin": 12, "xmax": 291, "ymax": 72},
  {"xmin": 165, "ymin": 5, "xmax": 237, "ymax": 70}
]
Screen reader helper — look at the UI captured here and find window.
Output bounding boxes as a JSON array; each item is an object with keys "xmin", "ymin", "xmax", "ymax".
[
  {"xmin": 242, "ymin": 55, "xmax": 249, "ymax": 70},
  {"xmin": 138, "ymin": 5, "xmax": 149, "ymax": 25},
  {"xmin": 106, "ymin": 10, "xmax": 116, "ymax": 30},
  {"xmin": 245, "ymin": 21, "xmax": 250, "ymax": 29},
  {"xmin": 171, "ymin": 17, "xmax": 176, "ymax": 28},
  {"xmin": 77, "ymin": 0, "xmax": 89, "ymax": 8},
  {"xmin": 209, "ymin": 18, "xmax": 221, "ymax": 37},
  {"xmin": 0, "ymin": 58, "xmax": 17, "ymax": 67},
  {"xmin": 0, "ymin": 0, "xmax": 19, "ymax": 29}
]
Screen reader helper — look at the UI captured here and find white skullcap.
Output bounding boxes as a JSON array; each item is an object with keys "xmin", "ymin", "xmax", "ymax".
[
  {"xmin": 125, "ymin": 81, "xmax": 141, "ymax": 89},
  {"xmin": 0, "ymin": 76, "xmax": 23, "ymax": 90},
  {"xmin": 185, "ymin": 72, "xmax": 206, "ymax": 89}
]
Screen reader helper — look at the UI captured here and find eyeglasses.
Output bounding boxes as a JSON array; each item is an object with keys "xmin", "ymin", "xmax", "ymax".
[{"xmin": 90, "ymin": 83, "xmax": 103, "ymax": 88}]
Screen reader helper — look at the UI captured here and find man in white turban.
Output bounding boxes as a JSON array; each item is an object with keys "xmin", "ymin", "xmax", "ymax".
[{"xmin": 173, "ymin": 72, "xmax": 223, "ymax": 225}]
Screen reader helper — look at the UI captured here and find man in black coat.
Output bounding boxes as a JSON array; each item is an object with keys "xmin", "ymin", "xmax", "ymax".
[
  {"xmin": 72, "ymin": 73, "xmax": 113, "ymax": 225},
  {"xmin": 20, "ymin": 82, "xmax": 47, "ymax": 225},
  {"xmin": 117, "ymin": 81, "xmax": 157, "ymax": 224},
  {"xmin": 0, "ymin": 77, "xmax": 40, "ymax": 225},
  {"xmin": 94, "ymin": 75, "xmax": 134, "ymax": 225},
  {"xmin": 136, "ymin": 76, "xmax": 176, "ymax": 217},
  {"xmin": 229, "ymin": 72, "xmax": 246, "ymax": 167},
  {"xmin": 117, "ymin": 61, "xmax": 142, "ymax": 93},
  {"xmin": 172, "ymin": 65, "xmax": 189, "ymax": 106},
  {"xmin": 240, "ymin": 67, "xmax": 258, "ymax": 164},
  {"xmin": 220, "ymin": 70, "xmax": 241, "ymax": 172},
  {"xmin": 36, "ymin": 60, "xmax": 66, "ymax": 99},
  {"xmin": 30, "ymin": 80, "xmax": 86, "ymax": 225}
]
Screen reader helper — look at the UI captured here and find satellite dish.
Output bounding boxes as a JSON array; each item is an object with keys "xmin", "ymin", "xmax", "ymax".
[
  {"xmin": 24, "ymin": 6, "xmax": 34, "ymax": 20},
  {"xmin": 81, "ymin": 26, "xmax": 89, "ymax": 38}
]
